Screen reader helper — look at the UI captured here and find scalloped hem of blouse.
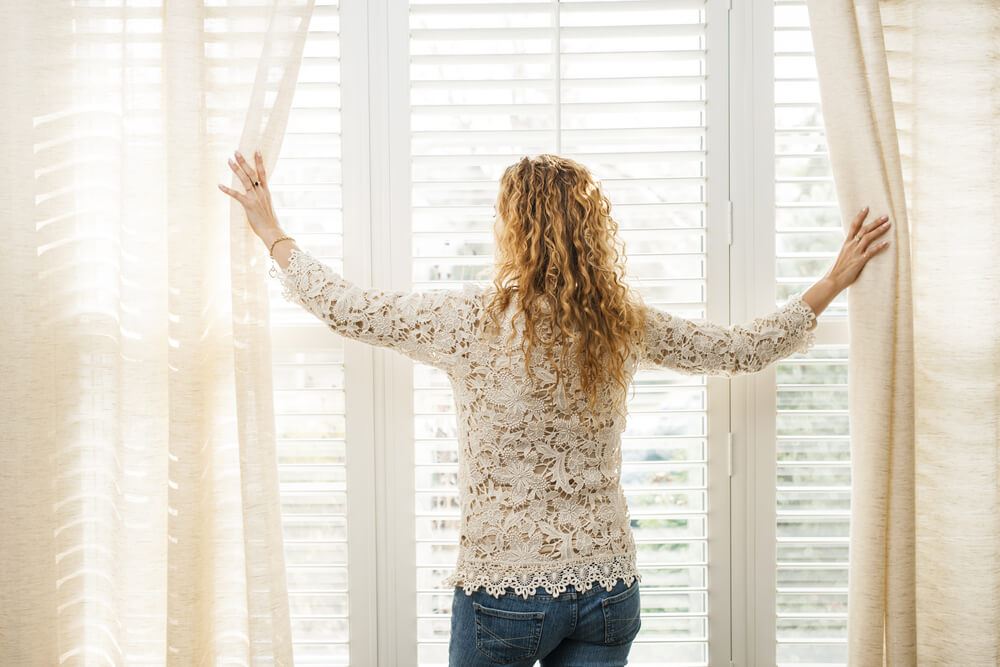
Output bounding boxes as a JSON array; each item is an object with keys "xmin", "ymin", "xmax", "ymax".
[{"xmin": 443, "ymin": 552, "xmax": 642, "ymax": 600}]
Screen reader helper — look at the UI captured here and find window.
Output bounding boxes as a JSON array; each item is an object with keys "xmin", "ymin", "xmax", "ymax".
[{"xmin": 268, "ymin": 1, "xmax": 850, "ymax": 664}]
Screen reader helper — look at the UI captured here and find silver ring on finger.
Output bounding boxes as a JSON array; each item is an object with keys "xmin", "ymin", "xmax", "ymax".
[{"xmin": 854, "ymin": 233, "xmax": 863, "ymax": 243}]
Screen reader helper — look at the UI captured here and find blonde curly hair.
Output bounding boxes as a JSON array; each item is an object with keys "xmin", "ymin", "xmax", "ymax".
[{"xmin": 481, "ymin": 154, "xmax": 647, "ymax": 415}]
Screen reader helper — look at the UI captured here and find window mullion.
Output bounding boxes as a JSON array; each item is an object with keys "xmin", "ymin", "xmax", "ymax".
[
  {"xmin": 373, "ymin": 0, "xmax": 420, "ymax": 664},
  {"xmin": 706, "ymin": 0, "xmax": 734, "ymax": 665},
  {"xmin": 340, "ymin": 1, "xmax": 381, "ymax": 666}
]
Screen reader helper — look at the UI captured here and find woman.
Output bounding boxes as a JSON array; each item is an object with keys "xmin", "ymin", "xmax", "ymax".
[{"xmin": 220, "ymin": 150, "xmax": 890, "ymax": 666}]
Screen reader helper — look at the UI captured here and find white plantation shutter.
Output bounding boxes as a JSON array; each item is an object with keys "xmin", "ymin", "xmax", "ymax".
[
  {"xmin": 772, "ymin": 1, "xmax": 850, "ymax": 664},
  {"xmin": 406, "ymin": 1, "xmax": 732, "ymax": 665},
  {"xmin": 268, "ymin": 2, "xmax": 354, "ymax": 664}
]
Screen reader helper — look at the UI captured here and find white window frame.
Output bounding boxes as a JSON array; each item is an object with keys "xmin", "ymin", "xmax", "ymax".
[
  {"xmin": 729, "ymin": 1, "xmax": 779, "ymax": 663},
  {"xmin": 729, "ymin": 1, "xmax": 769, "ymax": 664},
  {"xmin": 339, "ymin": 2, "xmax": 380, "ymax": 665}
]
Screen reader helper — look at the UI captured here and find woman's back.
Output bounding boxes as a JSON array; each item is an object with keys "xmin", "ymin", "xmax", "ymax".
[
  {"xmin": 275, "ymin": 246, "xmax": 818, "ymax": 600},
  {"xmin": 445, "ymin": 284, "xmax": 642, "ymax": 599}
]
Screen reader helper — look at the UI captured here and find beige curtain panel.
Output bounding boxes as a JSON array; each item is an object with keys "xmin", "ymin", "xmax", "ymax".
[
  {"xmin": 806, "ymin": 1, "xmax": 1000, "ymax": 664},
  {"xmin": 0, "ymin": 0, "xmax": 314, "ymax": 664}
]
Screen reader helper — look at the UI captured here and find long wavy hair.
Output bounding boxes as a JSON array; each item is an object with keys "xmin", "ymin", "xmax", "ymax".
[{"xmin": 481, "ymin": 154, "xmax": 647, "ymax": 415}]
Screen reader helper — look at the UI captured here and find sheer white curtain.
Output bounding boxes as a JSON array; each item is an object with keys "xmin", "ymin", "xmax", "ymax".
[
  {"xmin": 0, "ymin": 1, "xmax": 314, "ymax": 663},
  {"xmin": 806, "ymin": 1, "xmax": 1000, "ymax": 664}
]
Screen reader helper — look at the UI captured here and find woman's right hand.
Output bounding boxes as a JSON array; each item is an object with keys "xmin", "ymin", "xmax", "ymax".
[{"xmin": 825, "ymin": 206, "xmax": 892, "ymax": 290}]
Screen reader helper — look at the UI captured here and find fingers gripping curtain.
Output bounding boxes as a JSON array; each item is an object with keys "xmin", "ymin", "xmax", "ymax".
[
  {"xmin": 0, "ymin": 1, "xmax": 314, "ymax": 664},
  {"xmin": 805, "ymin": 1, "xmax": 1000, "ymax": 664}
]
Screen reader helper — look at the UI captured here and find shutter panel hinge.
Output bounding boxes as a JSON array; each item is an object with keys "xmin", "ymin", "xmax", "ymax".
[
  {"xmin": 727, "ymin": 432, "xmax": 734, "ymax": 478},
  {"xmin": 727, "ymin": 200, "xmax": 734, "ymax": 246}
]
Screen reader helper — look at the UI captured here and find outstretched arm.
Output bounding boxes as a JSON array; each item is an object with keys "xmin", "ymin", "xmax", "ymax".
[
  {"xmin": 641, "ymin": 205, "xmax": 894, "ymax": 375},
  {"xmin": 639, "ymin": 296, "xmax": 818, "ymax": 376},
  {"xmin": 271, "ymin": 246, "xmax": 472, "ymax": 369},
  {"xmin": 219, "ymin": 149, "xmax": 473, "ymax": 370}
]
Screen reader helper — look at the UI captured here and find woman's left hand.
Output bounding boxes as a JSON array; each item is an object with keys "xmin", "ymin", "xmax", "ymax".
[{"xmin": 219, "ymin": 149, "xmax": 282, "ymax": 243}]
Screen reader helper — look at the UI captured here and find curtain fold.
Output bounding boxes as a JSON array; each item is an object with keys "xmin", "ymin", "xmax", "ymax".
[
  {"xmin": 230, "ymin": 1, "xmax": 316, "ymax": 661},
  {"xmin": 806, "ymin": 1, "xmax": 1000, "ymax": 664},
  {"xmin": 0, "ymin": 1, "xmax": 314, "ymax": 664}
]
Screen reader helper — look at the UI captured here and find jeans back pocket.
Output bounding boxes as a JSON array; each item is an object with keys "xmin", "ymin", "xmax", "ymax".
[
  {"xmin": 472, "ymin": 601, "xmax": 545, "ymax": 663},
  {"xmin": 601, "ymin": 580, "xmax": 642, "ymax": 645}
]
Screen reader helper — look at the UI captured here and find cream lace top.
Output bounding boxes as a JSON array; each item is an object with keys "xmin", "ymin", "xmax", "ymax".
[{"xmin": 275, "ymin": 247, "xmax": 818, "ymax": 599}]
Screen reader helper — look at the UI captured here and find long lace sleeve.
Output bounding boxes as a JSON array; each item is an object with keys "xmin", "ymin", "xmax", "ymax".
[
  {"xmin": 638, "ymin": 294, "xmax": 818, "ymax": 376},
  {"xmin": 273, "ymin": 247, "xmax": 477, "ymax": 371}
]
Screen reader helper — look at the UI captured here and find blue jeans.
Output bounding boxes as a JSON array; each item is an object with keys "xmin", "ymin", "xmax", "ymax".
[{"xmin": 448, "ymin": 578, "xmax": 641, "ymax": 666}]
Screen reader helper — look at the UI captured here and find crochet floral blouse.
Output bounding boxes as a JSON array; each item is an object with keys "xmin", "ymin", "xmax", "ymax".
[{"xmin": 275, "ymin": 247, "xmax": 818, "ymax": 599}]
